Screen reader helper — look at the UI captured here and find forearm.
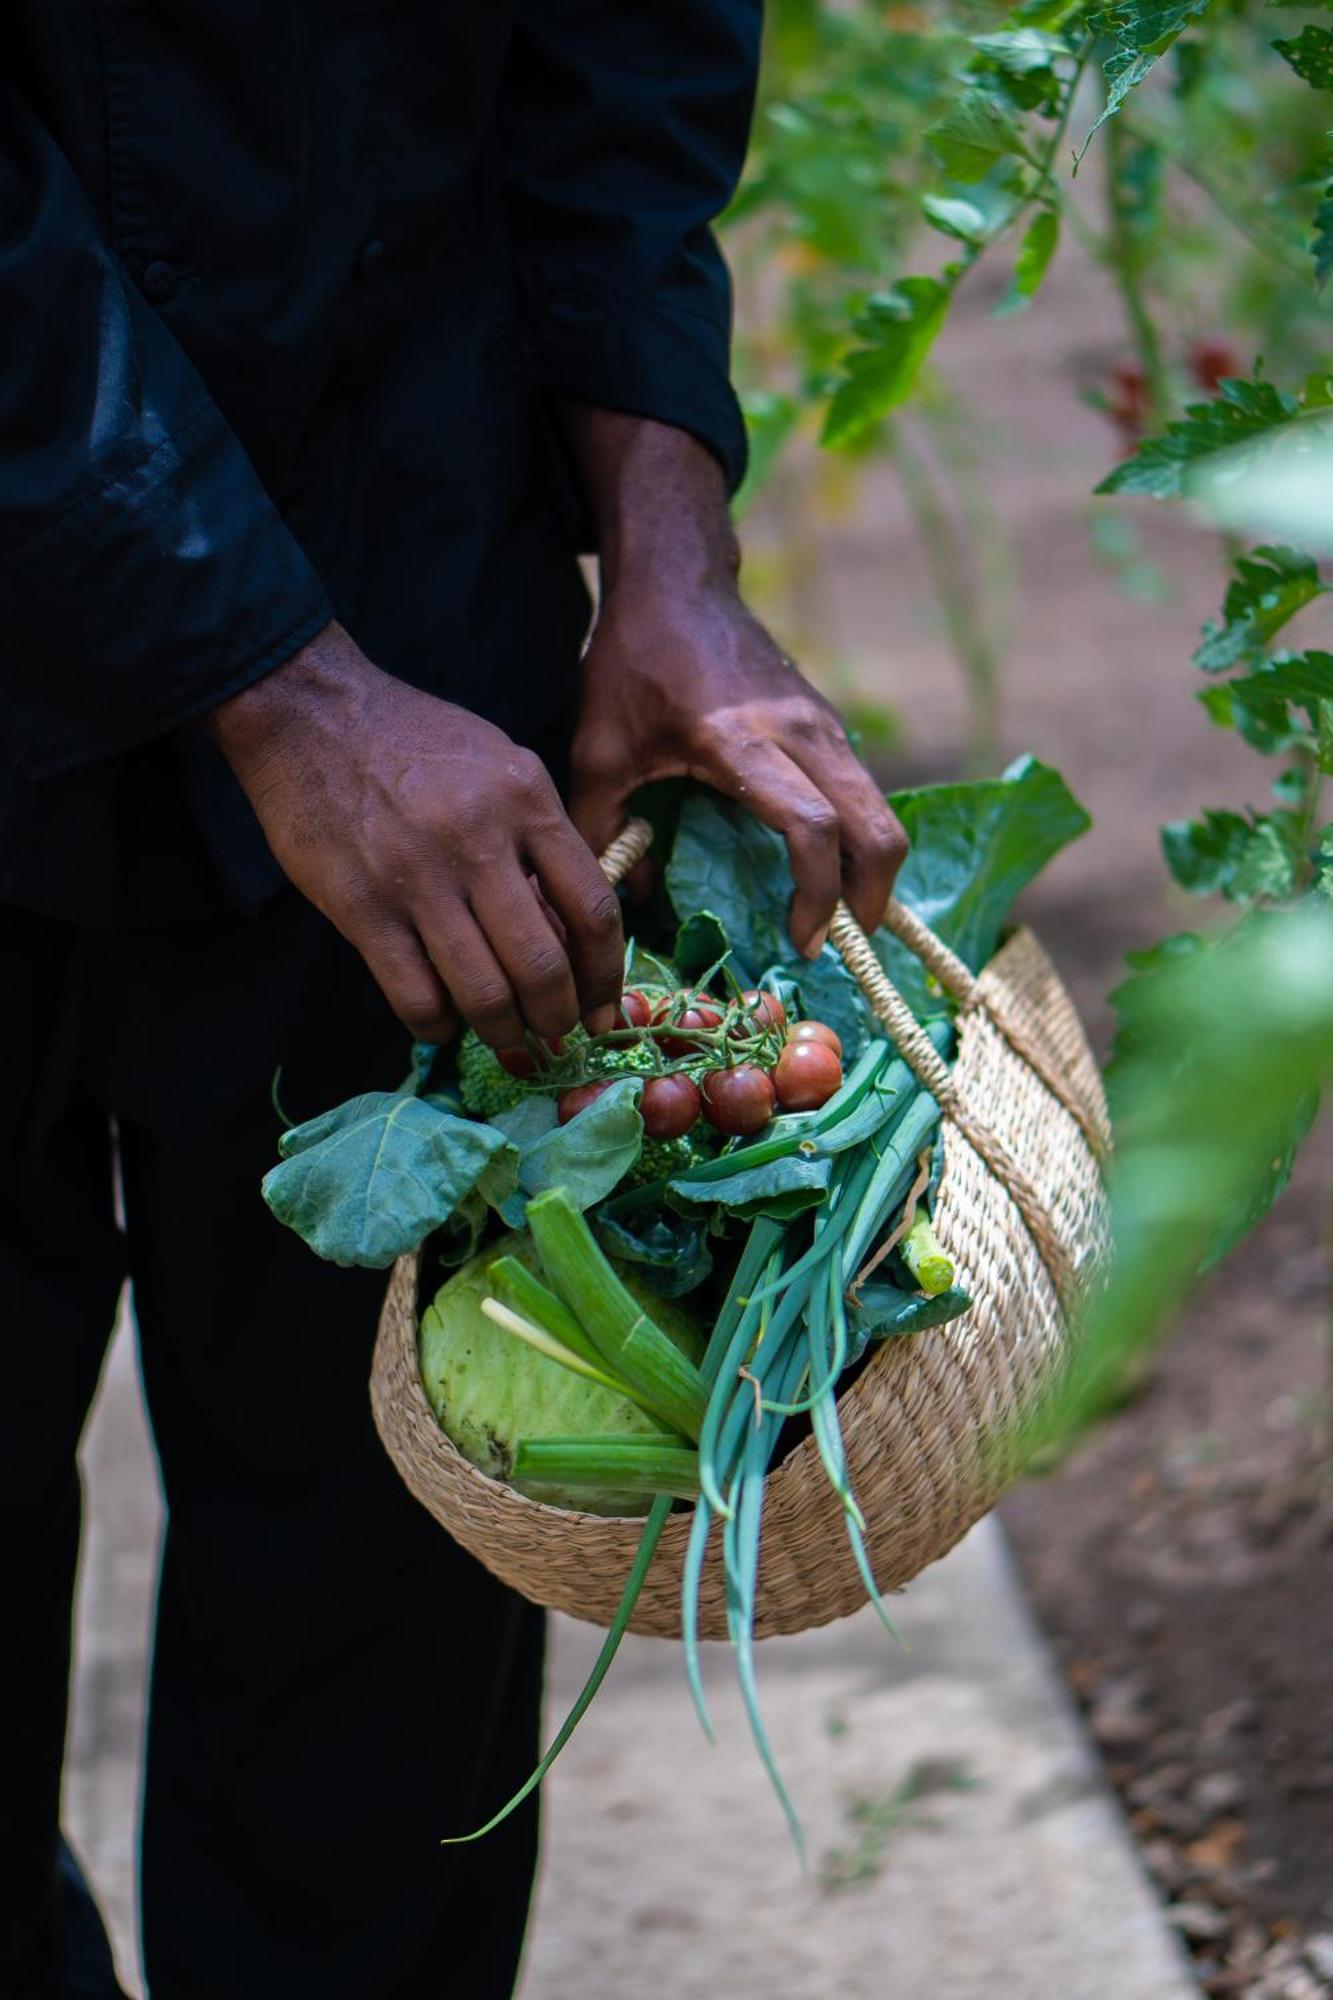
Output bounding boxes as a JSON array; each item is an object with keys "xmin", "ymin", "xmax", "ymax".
[{"xmin": 563, "ymin": 406, "xmax": 740, "ymax": 598}]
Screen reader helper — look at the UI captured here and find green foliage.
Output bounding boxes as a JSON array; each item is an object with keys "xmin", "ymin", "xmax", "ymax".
[
  {"xmin": 1044, "ymin": 909, "xmax": 1333, "ymax": 1447},
  {"xmin": 1272, "ymin": 22, "xmax": 1333, "ymax": 86},
  {"xmin": 821, "ymin": 279, "xmax": 951, "ymax": 447},
  {"xmin": 1085, "ymin": 0, "xmax": 1215, "ymax": 149},
  {"xmin": 1193, "ymin": 545, "xmax": 1327, "ymax": 670},
  {"xmin": 1096, "ymin": 377, "xmax": 1309, "ymax": 497}
]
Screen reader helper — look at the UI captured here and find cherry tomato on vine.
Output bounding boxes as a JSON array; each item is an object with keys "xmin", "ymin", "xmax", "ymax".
[
  {"xmin": 739, "ymin": 989, "xmax": 786, "ymax": 1033},
  {"xmin": 701, "ymin": 1064, "xmax": 776, "ymax": 1137},
  {"xmin": 640, "ymin": 1073, "xmax": 703, "ymax": 1140},
  {"xmin": 616, "ymin": 988, "xmax": 653, "ymax": 1030},
  {"xmin": 786, "ymin": 1019, "xmax": 842, "ymax": 1057},
  {"xmin": 652, "ymin": 995, "xmax": 722, "ymax": 1057},
  {"xmin": 557, "ymin": 1080, "xmax": 612, "ymax": 1124},
  {"xmin": 773, "ymin": 1040, "xmax": 842, "ymax": 1112},
  {"xmin": 497, "ymin": 1045, "xmax": 537, "ymax": 1078}
]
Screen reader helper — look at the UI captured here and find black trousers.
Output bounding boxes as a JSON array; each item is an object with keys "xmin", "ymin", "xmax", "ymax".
[{"xmin": 0, "ymin": 889, "xmax": 544, "ymax": 2000}]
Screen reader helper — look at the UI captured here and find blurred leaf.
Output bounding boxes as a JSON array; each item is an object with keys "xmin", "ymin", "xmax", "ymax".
[
  {"xmin": 921, "ymin": 194, "xmax": 990, "ymax": 243},
  {"xmin": 822, "ymin": 278, "xmax": 951, "ymax": 447},
  {"xmin": 926, "ymin": 92, "xmax": 1026, "ymax": 182},
  {"xmin": 996, "ymin": 207, "xmax": 1061, "ymax": 314},
  {"xmin": 1081, "ymin": 0, "xmax": 1214, "ymax": 154},
  {"xmin": 735, "ymin": 390, "xmax": 801, "ymax": 515},
  {"xmin": 1193, "ymin": 545, "xmax": 1327, "ymax": 671},
  {"xmin": 1273, "ymin": 24, "xmax": 1333, "ymax": 87},
  {"xmin": 1047, "ymin": 908, "xmax": 1333, "ymax": 1447},
  {"xmin": 1315, "ymin": 186, "xmax": 1333, "ymax": 289}
]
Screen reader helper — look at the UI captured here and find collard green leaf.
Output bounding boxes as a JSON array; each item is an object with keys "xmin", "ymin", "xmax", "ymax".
[
  {"xmin": 997, "ymin": 208, "xmax": 1061, "ymax": 316},
  {"xmin": 876, "ymin": 755, "xmax": 1092, "ymax": 1014},
  {"xmin": 822, "ymin": 278, "xmax": 951, "ymax": 448},
  {"xmin": 1193, "ymin": 546, "xmax": 1327, "ymax": 672},
  {"xmin": 1273, "ymin": 23, "xmax": 1333, "ymax": 88},
  {"xmin": 1097, "ymin": 378, "xmax": 1300, "ymax": 499},
  {"xmin": 668, "ymin": 1152, "xmax": 832, "ymax": 1220},
  {"xmin": 594, "ymin": 1205, "xmax": 713, "ymax": 1299},
  {"xmin": 665, "ymin": 796, "xmax": 792, "ymax": 985},
  {"xmin": 673, "ymin": 909, "xmax": 731, "ymax": 983},
  {"xmin": 846, "ymin": 1282, "xmax": 972, "ymax": 1363},
  {"xmin": 499, "ymin": 1077, "xmax": 644, "ymax": 1226},
  {"xmin": 263, "ymin": 1093, "xmax": 518, "ymax": 1269},
  {"xmin": 489, "ymin": 1097, "xmax": 558, "ymax": 1147}
]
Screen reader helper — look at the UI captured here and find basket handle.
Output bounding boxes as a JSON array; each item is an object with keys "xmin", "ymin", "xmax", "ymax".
[{"xmin": 599, "ymin": 815, "xmax": 1095, "ymax": 1312}]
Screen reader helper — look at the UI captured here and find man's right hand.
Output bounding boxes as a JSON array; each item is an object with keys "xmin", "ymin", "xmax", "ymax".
[{"xmin": 207, "ymin": 622, "xmax": 625, "ymax": 1048}]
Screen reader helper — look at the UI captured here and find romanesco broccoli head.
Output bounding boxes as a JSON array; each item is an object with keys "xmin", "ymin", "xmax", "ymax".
[
  {"xmin": 625, "ymin": 1128, "xmax": 718, "ymax": 1188},
  {"xmin": 456, "ymin": 1031, "xmax": 529, "ymax": 1118}
]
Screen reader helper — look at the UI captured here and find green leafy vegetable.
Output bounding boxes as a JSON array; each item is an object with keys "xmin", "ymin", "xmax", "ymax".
[
  {"xmin": 877, "ymin": 756, "xmax": 1092, "ymax": 1014},
  {"xmin": 263, "ymin": 1093, "xmax": 518, "ymax": 1269},
  {"xmin": 498, "ymin": 1077, "xmax": 645, "ymax": 1226}
]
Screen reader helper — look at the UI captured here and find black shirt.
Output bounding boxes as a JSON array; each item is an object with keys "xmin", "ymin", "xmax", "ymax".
[{"xmin": 1, "ymin": 2, "xmax": 759, "ymax": 926}]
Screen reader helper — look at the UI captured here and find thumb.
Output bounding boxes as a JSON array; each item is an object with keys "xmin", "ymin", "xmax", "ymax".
[{"xmin": 567, "ymin": 732, "xmax": 632, "ymax": 865}]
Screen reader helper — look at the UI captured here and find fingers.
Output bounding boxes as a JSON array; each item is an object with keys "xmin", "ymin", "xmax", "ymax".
[
  {"xmin": 468, "ymin": 865, "xmax": 587, "ymax": 1043},
  {"xmin": 703, "ymin": 738, "xmax": 843, "ymax": 957},
  {"xmin": 355, "ymin": 923, "xmax": 460, "ymax": 1044},
  {"xmin": 566, "ymin": 722, "xmax": 633, "ymax": 868},
  {"xmin": 415, "ymin": 896, "xmax": 528, "ymax": 1050},
  {"xmin": 525, "ymin": 818, "xmax": 626, "ymax": 1034},
  {"xmin": 783, "ymin": 729, "xmax": 909, "ymax": 937}
]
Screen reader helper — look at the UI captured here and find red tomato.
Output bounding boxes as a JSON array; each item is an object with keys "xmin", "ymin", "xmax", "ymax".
[
  {"xmin": 701, "ymin": 1064, "xmax": 777, "ymax": 1136},
  {"xmin": 651, "ymin": 996, "xmax": 722, "ymax": 1058},
  {"xmin": 497, "ymin": 1045, "xmax": 537, "ymax": 1078},
  {"xmin": 740, "ymin": 989, "xmax": 787, "ymax": 1032},
  {"xmin": 616, "ymin": 989, "xmax": 653, "ymax": 1030},
  {"xmin": 786, "ymin": 1019, "xmax": 842, "ymax": 1057},
  {"xmin": 1190, "ymin": 338, "xmax": 1239, "ymax": 394},
  {"xmin": 773, "ymin": 1040, "xmax": 842, "ymax": 1112},
  {"xmin": 640, "ymin": 1073, "xmax": 703, "ymax": 1140},
  {"xmin": 557, "ymin": 1081, "xmax": 612, "ymax": 1124}
]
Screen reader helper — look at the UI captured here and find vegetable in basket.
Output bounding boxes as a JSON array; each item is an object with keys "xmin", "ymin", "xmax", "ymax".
[{"xmin": 262, "ymin": 755, "xmax": 1092, "ymax": 1848}]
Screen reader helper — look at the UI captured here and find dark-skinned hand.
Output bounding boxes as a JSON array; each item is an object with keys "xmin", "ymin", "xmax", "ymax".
[
  {"xmin": 565, "ymin": 409, "xmax": 907, "ymax": 955},
  {"xmin": 206, "ymin": 622, "xmax": 624, "ymax": 1047}
]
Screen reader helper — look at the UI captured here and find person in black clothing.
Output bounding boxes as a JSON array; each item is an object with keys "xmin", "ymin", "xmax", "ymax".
[{"xmin": 1, "ymin": 7, "xmax": 906, "ymax": 1997}]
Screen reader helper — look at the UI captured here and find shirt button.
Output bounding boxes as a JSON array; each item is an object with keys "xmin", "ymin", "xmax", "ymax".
[
  {"xmin": 142, "ymin": 259, "xmax": 179, "ymax": 304},
  {"xmin": 356, "ymin": 238, "xmax": 386, "ymax": 281}
]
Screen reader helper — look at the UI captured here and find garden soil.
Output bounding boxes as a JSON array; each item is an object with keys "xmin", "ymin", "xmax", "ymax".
[{"xmin": 753, "ymin": 226, "xmax": 1332, "ymax": 1998}]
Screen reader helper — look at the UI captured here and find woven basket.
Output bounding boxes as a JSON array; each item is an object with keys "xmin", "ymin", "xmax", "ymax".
[{"xmin": 370, "ymin": 819, "xmax": 1111, "ymax": 1640}]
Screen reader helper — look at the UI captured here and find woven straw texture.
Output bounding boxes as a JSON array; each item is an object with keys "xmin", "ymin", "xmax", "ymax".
[{"xmin": 369, "ymin": 920, "xmax": 1110, "ymax": 1641}]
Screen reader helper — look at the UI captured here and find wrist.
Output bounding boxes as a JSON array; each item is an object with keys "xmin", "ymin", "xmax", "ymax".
[
  {"xmin": 565, "ymin": 407, "xmax": 739, "ymax": 600},
  {"xmin": 205, "ymin": 620, "xmax": 372, "ymax": 769}
]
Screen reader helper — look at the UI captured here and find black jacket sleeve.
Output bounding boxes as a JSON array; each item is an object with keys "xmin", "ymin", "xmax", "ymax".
[
  {"xmin": 496, "ymin": 0, "xmax": 762, "ymax": 496},
  {"xmin": 0, "ymin": 88, "xmax": 333, "ymax": 779}
]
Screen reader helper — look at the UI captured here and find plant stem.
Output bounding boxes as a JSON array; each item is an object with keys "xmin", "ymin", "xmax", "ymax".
[
  {"xmin": 1104, "ymin": 114, "xmax": 1172, "ymax": 429},
  {"xmin": 891, "ymin": 425, "xmax": 1003, "ymax": 772}
]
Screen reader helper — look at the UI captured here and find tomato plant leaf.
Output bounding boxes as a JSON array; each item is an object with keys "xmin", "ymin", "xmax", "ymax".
[
  {"xmin": 821, "ymin": 277, "xmax": 952, "ymax": 447},
  {"xmin": 996, "ymin": 206, "xmax": 1061, "ymax": 314},
  {"xmin": 1080, "ymin": 0, "xmax": 1214, "ymax": 155},
  {"xmin": 263, "ymin": 1093, "xmax": 519, "ymax": 1268},
  {"xmin": 926, "ymin": 91, "xmax": 1026, "ymax": 183},
  {"xmin": 1162, "ymin": 808, "xmax": 1303, "ymax": 901},
  {"xmin": 921, "ymin": 194, "xmax": 990, "ymax": 244},
  {"xmin": 1273, "ymin": 23, "xmax": 1333, "ymax": 87},
  {"xmin": 1193, "ymin": 545, "xmax": 1328, "ymax": 671},
  {"xmin": 1096, "ymin": 377, "xmax": 1302, "ymax": 498},
  {"xmin": 1315, "ymin": 186, "xmax": 1333, "ymax": 290}
]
